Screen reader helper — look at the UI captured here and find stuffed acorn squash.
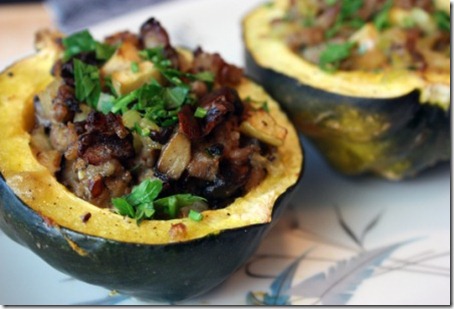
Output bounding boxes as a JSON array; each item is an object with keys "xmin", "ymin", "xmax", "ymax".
[
  {"xmin": 244, "ymin": 0, "xmax": 450, "ymax": 179},
  {"xmin": 0, "ymin": 18, "xmax": 302, "ymax": 302}
]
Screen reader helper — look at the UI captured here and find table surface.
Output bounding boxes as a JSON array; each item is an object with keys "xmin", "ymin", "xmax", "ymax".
[{"xmin": 0, "ymin": 3, "xmax": 54, "ymax": 69}]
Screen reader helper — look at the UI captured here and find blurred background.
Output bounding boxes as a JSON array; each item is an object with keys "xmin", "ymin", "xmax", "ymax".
[
  {"xmin": 0, "ymin": 0, "xmax": 49, "ymax": 68},
  {"xmin": 0, "ymin": 0, "xmax": 172, "ymax": 69}
]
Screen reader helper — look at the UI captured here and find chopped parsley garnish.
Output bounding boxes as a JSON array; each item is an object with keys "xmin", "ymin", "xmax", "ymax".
[
  {"xmin": 325, "ymin": 0, "xmax": 337, "ymax": 6},
  {"xmin": 193, "ymin": 71, "xmax": 215, "ymax": 83},
  {"xmin": 65, "ymin": 32, "xmax": 217, "ymax": 124},
  {"xmin": 139, "ymin": 47, "xmax": 183, "ymax": 85},
  {"xmin": 62, "ymin": 30, "xmax": 95, "ymax": 61},
  {"xmin": 133, "ymin": 122, "xmax": 149, "ymax": 137},
  {"xmin": 62, "ymin": 30, "xmax": 116, "ymax": 61},
  {"xmin": 73, "ymin": 59, "xmax": 101, "ymax": 108},
  {"xmin": 373, "ymin": 0, "xmax": 393, "ymax": 31},
  {"xmin": 154, "ymin": 194, "xmax": 206, "ymax": 219},
  {"xmin": 339, "ymin": 0, "xmax": 364, "ymax": 18},
  {"xmin": 434, "ymin": 10, "xmax": 450, "ymax": 32},
  {"xmin": 261, "ymin": 101, "xmax": 270, "ymax": 113},
  {"xmin": 103, "ymin": 76, "xmax": 119, "ymax": 97},
  {"xmin": 67, "ymin": 31, "xmax": 216, "ymax": 129},
  {"xmin": 164, "ymin": 85, "xmax": 190, "ymax": 109},
  {"xmin": 188, "ymin": 210, "xmax": 203, "ymax": 222},
  {"xmin": 194, "ymin": 107, "xmax": 207, "ymax": 118},
  {"xmin": 95, "ymin": 43, "xmax": 117, "ymax": 61},
  {"xmin": 88, "ymin": 46, "xmax": 215, "ymax": 126},
  {"xmin": 111, "ymin": 80, "xmax": 191, "ymax": 127},
  {"xmin": 130, "ymin": 61, "xmax": 139, "ymax": 73},
  {"xmin": 139, "ymin": 47, "xmax": 215, "ymax": 85},
  {"xmin": 112, "ymin": 178, "xmax": 206, "ymax": 223},
  {"xmin": 325, "ymin": 0, "xmax": 365, "ymax": 38},
  {"xmin": 319, "ymin": 42, "xmax": 355, "ymax": 72}
]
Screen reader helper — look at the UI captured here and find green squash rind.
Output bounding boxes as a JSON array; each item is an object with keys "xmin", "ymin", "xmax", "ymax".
[
  {"xmin": 0, "ymin": 32, "xmax": 304, "ymax": 301},
  {"xmin": 0, "ymin": 149, "xmax": 303, "ymax": 302},
  {"xmin": 245, "ymin": 50, "xmax": 450, "ymax": 179}
]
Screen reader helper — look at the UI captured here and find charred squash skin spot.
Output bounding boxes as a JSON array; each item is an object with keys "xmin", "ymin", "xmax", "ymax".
[{"xmin": 80, "ymin": 212, "xmax": 92, "ymax": 223}]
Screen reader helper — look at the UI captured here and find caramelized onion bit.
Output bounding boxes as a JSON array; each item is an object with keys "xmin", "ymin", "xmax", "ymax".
[{"xmin": 78, "ymin": 112, "xmax": 134, "ymax": 165}]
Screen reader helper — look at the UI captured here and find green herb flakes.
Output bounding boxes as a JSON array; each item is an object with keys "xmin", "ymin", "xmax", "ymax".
[
  {"xmin": 95, "ymin": 42, "xmax": 117, "ymax": 61},
  {"xmin": 62, "ymin": 30, "xmax": 115, "ymax": 61},
  {"xmin": 261, "ymin": 101, "xmax": 270, "ymax": 113},
  {"xmin": 112, "ymin": 179, "xmax": 205, "ymax": 223},
  {"xmin": 319, "ymin": 42, "xmax": 355, "ymax": 72},
  {"xmin": 62, "ymin": 30, "xmax": 96, "ymax": 61},
  {"xmin": 131, "ymin": 61, "xmax": 139, "ymax": 73},
  {"xmin": 434, "ymin": 10, "xmax": 450, "ymax": 32},
  {"xmin": 194, "ymin": 107, "xmax": 208, "ymax": 118},
  {"xmin": 325, "ymin": 0, "xmax": 365, "ymax": 38},
  {"xmin": 154, "ymin": 194, "xmax": 207, "ymax": 219},
  {"xmin": 188, "ymin": 210, "xmax": 203, "ymax": 222},
  {"xmin": 73, "ymin": 59, "xmax": 101, "ymax": 108},
  {"xmin": 373, "ymin": 0, "xmax": 393, "ymax": 31},
  {"xmin": 164, "ymin": 86, "xmax": 190, "ymax": 109},
  {"xmin": 193, "ymin": 71, "xmax": 215, "ymax": 83},
  {"xmin": 112, "ymin": 198, "xmax": 135, "ymax": 218}
]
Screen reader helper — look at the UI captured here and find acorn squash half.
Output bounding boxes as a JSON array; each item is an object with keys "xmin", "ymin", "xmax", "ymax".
[
  {"xmin": 243, "ymin": 0, "xmax": 450, "ymax": 179},
  {"xmin": 0, "ymin": 33, "xmax": 303, "ymax": 302}
]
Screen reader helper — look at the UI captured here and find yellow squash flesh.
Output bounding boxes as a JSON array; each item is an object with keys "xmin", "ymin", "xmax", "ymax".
[
  {"xmin": 243, "ymin": 0, "xmax": 450, "ymax": 110},
  {"xmin": 0, "ymin": 36, "xmax": 302, "ymax": 245}
]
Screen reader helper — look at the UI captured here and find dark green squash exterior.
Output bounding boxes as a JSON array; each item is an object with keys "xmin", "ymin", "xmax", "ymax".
[
  {"xmin": 0, "ymin": 41, "xmax": 305, "ymax": 304},
  {"xmin": 0, "ymin": 169, "xmax": 301, "ymax": 302},
  {"xmin": 0, "ymin": 27, "xmax": 304, "ymax": 303},
  {"xmin": 245, "ymin": 49, "xmax": 450, "ymax": 180}
]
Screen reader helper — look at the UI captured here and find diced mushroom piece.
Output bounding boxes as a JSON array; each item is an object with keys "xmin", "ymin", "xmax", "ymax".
[
  {"xmin": 35, "ymin": 78, "xmax": 63, "ymax": 126},
  {"xmin": 157, "ymin": 131, "xmax": 191, "ymax": 179},
  {"xmin": 30, "ymin": 126, "xmax": 53, "ymax": 152},
  {"xmin": 349, "ymin": 23, "xmax": 379, "ymax": 53},
  {"xmin": 187, "ymin": 150, "xmax": 219, "ymax": 181},
  {"xmin": 240, "ymin": 109, "xmax": 287, "ymax": 147}
]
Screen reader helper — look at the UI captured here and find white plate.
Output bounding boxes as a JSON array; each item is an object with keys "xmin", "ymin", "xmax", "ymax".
[{"xmin": 0, "ymin": 0, "xmax": 450, "ymax": 305}]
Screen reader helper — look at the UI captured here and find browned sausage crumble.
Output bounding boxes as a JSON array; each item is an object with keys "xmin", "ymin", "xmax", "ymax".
[
  {"xmin": 271, "ymin": 0, "xmax": 450, "ymax": 73},
  {"xmin": 30, "ymin": 18, "xmax": 286, "ymax": 221}
]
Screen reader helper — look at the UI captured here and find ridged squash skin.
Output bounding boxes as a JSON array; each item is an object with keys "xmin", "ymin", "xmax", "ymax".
[
  {"xmin": 243, "ymin": 0, "xmax": 450, "ymax": 180},
  {"xmin": 0, "ymin": 175, "xmax": 294, "ymax": 301},
  {"xmin": 0, "ymin": 34, "xmax": 303, "ymax": 302}
]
